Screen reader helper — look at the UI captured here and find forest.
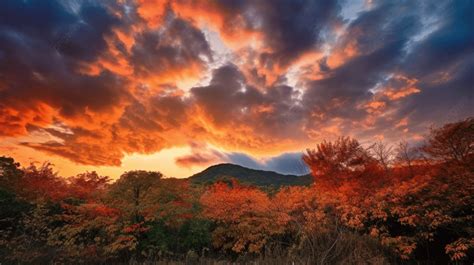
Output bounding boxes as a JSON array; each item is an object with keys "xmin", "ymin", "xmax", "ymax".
[{"xmin": 0, "ymin": 118, "xmax": 472, "ymax": 264}]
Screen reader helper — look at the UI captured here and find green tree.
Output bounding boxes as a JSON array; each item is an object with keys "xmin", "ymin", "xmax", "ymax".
[
  {"xmin": 0, "ymin": 156, "xmax": 23, "ymax": 192},
  {"xmin": 108, "ymin": 170, "xmax": 162, "ymax": 223}
]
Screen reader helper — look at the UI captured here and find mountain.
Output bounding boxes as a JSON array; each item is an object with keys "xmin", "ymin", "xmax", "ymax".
[{"xmin": 188, "ymin": 163, "xmax": 313, "ymax": 187}]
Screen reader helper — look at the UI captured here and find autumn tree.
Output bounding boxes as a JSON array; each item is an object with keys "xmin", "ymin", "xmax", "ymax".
[
  {"xmin": 200, "ymin": 181, "xmax": 286, "ymax": 254},
  {"xmin": 108, "ymin": 170, "xmax": 162, "ymax": 223},
  {"xmin": 366, "ymin": 167, "xmax": 474, "ymax": 262},
  {"xmin": 303, "ymin": 137, "xmax": 381, "ymax": 189},
  {"xmin": 142, "ymin": 178, "xmax": 195, "ymax": 225},
  {"xmin": 67, "ymin": 171, "xmax": 110, "ymax": 201},
  {"xmin": 422, "ymin": 118, "xmax": 474, "ymax": 171},
  {"xmin": 18, "ymin": 162, "xmax": 68, "ymax": 201}
]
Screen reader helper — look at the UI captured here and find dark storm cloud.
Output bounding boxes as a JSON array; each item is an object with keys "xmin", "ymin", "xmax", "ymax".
[
  {"xmin": 56, "ymin": 4, "xmax": 121, "ymax": 63},
  {"xmin": 119, "ymin": 93, "xmax": 189, "ymax": 132},
  {"xmin": 398, "ymin": 55, "xmax": 474, "ymax": 129},
  {"xmin": 302, "ymin": 0, "xmax": 422, "ymax": 122},
  {"xmin": 0, "ymin": 0, "xmax": 127, "ymax": 121},
  {"xmin": 401, "ymin": 0, "xmax": 474, "ymax": 79},
  {"xmin": 0, "ymin": 0, "xmax": 472, "ymax": 170},
  {"xmin": 303, "ymin": 41, "xmax": 405, "ymax": 121},
  {"xmin": 388, "ymin": 0, "xmax": 474, "ymax": 131},
  {"xmin": 191, "ymin": 64, "xmax": 306, "ymax": 139},
  {"xmin": 190, "ymin": 64, "xmax": 247, "ymax": 125},
  {"xmin": 287, "ymin": 0, "xmax": 472, "ymax": 143},
  {"xmin": 131, "ymin": 17, "xmax": 212, "ymax": 78},
  {"xmin": 0, "ymin": 0, "xmax": 76, "ymax": 41},
  {"xmin": 220, "ymin": 0, "xmax": 343, "ymax": 85},
  {"xmin": 0, "ymin": 0, "xmax": 120, "ymax": 65},
  {"xmin": 252, "ymin": 0, "xmax": 342, "ymax": 67},
  {"xmin": 188, "ymin": 0, "xmax": 341, "ymax": 62}
]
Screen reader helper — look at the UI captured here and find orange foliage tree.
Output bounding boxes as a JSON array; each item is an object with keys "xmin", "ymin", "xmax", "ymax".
[
  {"xmin": 303, "ymin": 136, "xmax": 384, "ymax": 191},
  {"xmin": 301, "ymin": 119, "xmax": 474, "ymax": 262},
  {"xmin": 17, "ymin": 162, "xmax": 69, "ymax": 202},
  {"xmin": 200, "ymin": 181, "xmax": 287, "ymax": 253},
  {"xmin": 67, "ymin": 171, "xmax": 110, "ymax": 201}
]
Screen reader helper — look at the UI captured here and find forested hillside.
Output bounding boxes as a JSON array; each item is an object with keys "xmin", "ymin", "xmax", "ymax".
[
  {"xmin": 189, "ymin": 163, "xmax": 313, "ymax": 187},
  {"xmin": 0, "ymin": 118, "xmax": 473, "ymax": 264}
]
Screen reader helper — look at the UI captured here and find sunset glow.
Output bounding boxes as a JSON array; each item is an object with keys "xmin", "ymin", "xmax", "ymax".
[
  {"xmin": 0, "ymin": 0, "xmax": 472, "ymax": 178},
  {"xmin": 1, "ymin": 1, "xmax": 473, "ymax": 264}
]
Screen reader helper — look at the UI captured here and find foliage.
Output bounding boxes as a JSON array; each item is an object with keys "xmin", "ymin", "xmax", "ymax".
[
  {"xmin": 0, "ymin": 156, "xmax": 23, "ymax": 192},
  {"xmin": 303, "ymin": 136, "xmax": 383, "ymax": 189},
  {"xmin": 422, "ymin": 117, "xmax": 474, "ymax": 170},
  {"xmin": 200, "ymin": 181, "xmax": 287, "ymax": 253},
  {"xmin": 0, "ymin": 118, "xmax": 473, "ymax": 264},
  {"xmin": 108, "ymin": 170, "xmax": 162, "ymax": 223}
]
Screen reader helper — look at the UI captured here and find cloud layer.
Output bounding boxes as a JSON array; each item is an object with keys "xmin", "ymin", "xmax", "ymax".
[{"xmin": 0, "ymin": 0, "xmax": 472, "ymax": 174}]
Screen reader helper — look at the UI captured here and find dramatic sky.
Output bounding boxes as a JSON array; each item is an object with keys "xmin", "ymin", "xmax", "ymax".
[{"xmin": 0, "ymin": 0, "xmax": 473, "ymax": 178}]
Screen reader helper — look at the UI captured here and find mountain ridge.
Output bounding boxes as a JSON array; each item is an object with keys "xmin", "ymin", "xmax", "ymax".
[{"xmin": 188, "ymin": 163, "xmax": 313, "ymax": 187}]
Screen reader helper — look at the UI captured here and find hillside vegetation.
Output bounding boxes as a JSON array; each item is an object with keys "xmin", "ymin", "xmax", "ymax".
[{"xmin": 0, "ymin": 118, "xmax": 473, "ymax": 264}]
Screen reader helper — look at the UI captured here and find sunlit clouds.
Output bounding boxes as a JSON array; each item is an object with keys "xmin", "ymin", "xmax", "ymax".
[{"xmin": 0, "ymin": 0, "xmax": 472, "ymax": 177}]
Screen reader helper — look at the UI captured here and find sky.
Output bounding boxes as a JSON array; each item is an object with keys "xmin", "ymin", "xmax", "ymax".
[{"xmin": 0, "ymin": 0, "xmax": 473, "ymax": 178}]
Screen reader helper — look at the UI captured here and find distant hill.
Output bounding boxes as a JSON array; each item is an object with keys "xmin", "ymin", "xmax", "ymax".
[{"xmin": 188, "ymin": 163, "xmax": 313, "ymax": 187}]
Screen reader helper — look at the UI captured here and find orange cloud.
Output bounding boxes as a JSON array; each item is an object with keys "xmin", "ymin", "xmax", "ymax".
[
  {"xmin": 395, "ymin": 117, "xmax": 409, "ymax": 128},
  {"xmin": 378, "ymin": 75, "xmax": 421, "ymax": 100},
  {"xmin": 136, "ymin": 0, "xmax": 169, "ymax": 28},
  {"xmin": 326, "ymin": 24, "xmax": 362, "ymax": 69},
  {"xmin": 383, "ymin": 86, "xmax": 421, "ymax": 100},
  {"xmin": 168, "ymin": 0, "xmax": 262, "ymax": 50},
  {"xmin": 364, "ymin": 100, "xmax": 386, "ymax": 113},
  {"xmin": 327, "ymin": 38, "xmax": 360, "ymax": 69},
  {"xmin": 0, "ymin": 103, "xmax": 55, "ymax": 137},
  {"xmin": 2, "ymin": 0, "xmax": 468, "ymax": 175}
]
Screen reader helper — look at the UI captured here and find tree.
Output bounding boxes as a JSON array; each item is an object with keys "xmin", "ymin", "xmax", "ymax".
[
  {"xmin": 394, "ymin": 140, "xmax": 419, "ymax": 177},
  {"xmin": 108, "ymin": 170, "xmax": 162, "ymax": 223},
  {"xmin": 19, "ymin": 162, "xmax": 68, "ymax": 201},
  {"xmin": 0, "ymin": 156, "xmax": 23, "ymax": 192},
  {"xmin": 68, "ymin": 171, "xmax": 110, "ymax": 201},
  {"xmin": 369, "ymin": 141, "xmax": 394, "ymax": 172},
  {"xmin": 422, "ymin": 118, "xmax": 474, "ymax": 171},
  {"xmin": 200, "ymin": 181, "xmax": 286, "ymax": 253},
  {"xmin": 367, "ymin": 167, "xmax": 474, "ymax": 262},
  {"xmin": 0, "ymin": 157, "xmax": 29, "ymax": 234},
  {"xmin": 142, "ymin": 178, "xmax": 195, "ymax": 225},
  {"xmin": 303, "ymin": 137, "xmax": 380, "ymax": 188},
  {"xmin": 47, "ymin": 202, "xmax": 123, "ymax": 263}
]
